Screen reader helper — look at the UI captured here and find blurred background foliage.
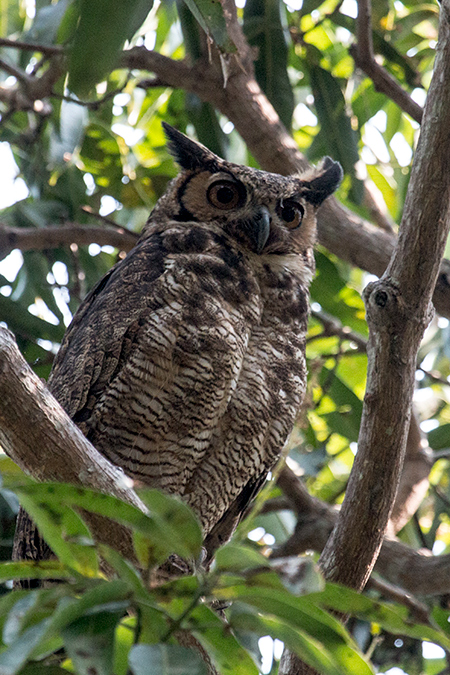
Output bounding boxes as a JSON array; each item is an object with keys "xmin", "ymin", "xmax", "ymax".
[{"xmin": 0, "ymin": 0, "xmax": 450, "ymax": 673}]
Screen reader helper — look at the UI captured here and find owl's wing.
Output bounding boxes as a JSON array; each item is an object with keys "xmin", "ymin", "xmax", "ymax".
[
  {"xmin": 48, "ymin": 234, "xmax": 166, "ymax": 417},
  {"xmin": 49, "ymin": 230, "xmax": 255, "ymax": 509}
]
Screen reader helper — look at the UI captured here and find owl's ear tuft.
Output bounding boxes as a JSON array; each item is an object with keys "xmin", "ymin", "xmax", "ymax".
[
  {"xmin": 301, "ymin": 157, "xmax": 343, "ymax": 207},
  {"xmin": 162, "ymin": 122, "xmax": 219, "ymax": 172}
]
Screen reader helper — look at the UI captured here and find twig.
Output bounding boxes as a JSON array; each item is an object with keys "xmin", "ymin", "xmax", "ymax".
[
  {"xmin": 310, "ymin": 308, "xmax": 368, "ymax": 350},
  {"xmin": 0, "ymin": 37, "xmax": 63, "ymax": 56},
  {"xmin": 0, "ymin": 58, "xmax": 31, "ymax": 84},
  {"xmin": 351, "ymin": 0, "xmax": 423, "ymax": 123},
  {"xmin": 79, "ymin": 207, "xmax": 138, "ymax": 233},
  {"xmin": 366, "ymin": 575, "xmax": 430, "ymax": 624}
]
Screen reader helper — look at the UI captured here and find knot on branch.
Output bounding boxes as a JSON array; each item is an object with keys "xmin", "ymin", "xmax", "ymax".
[{"xmin": 363, "ymin": 279, "xmax": 405, "ymax": 329}]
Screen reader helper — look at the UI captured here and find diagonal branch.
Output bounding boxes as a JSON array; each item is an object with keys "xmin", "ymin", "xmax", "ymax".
[
  {"xmin": 350, "ymin": 0, "xmax": 423, "ymax": 123},
  {"xmin": 0, "ymin": 325, "xmax": 146, "ymax": 560}
]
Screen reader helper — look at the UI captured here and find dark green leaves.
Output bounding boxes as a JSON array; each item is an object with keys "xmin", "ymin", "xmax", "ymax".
[
  {"xmin": 179, "ymin": 0, "xmax": 236, "ymax": 53},
  {"xmin": 15, "ymin": 483, "xmax": 202, "ymax": 572},
  {"xmin": 129, "ymin": 644, "xmax": 208, "ymax": 675},
  {"xmin": 308, "ymin": 66, "xmax": 363, "ymax": 203},
  {"xmin": 62, "ymin": 608, "xmax": 125, "ymax": 675},
  {"xmin": 244, "ymin": 0, "xmax": 294, "ymax": 129},
  {"xmin": 68, "ymin": 0, "xmax": 154, "ymax": 97}
]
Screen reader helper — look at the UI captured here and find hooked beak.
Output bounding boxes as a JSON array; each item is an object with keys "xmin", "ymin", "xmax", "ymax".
[{"xmin": 252, "ymin": 206, "xmax": 271, "ymax": 254}]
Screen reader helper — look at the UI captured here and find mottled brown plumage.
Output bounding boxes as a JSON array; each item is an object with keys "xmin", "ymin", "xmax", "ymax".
[{"xmin": 14, "ymin": 125, "xmax": 342, "ymax": 563}]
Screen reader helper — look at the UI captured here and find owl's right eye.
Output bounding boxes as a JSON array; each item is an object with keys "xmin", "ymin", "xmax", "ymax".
[{"xmin": 207, "ymin": 181, "xmax": 242, "ymax": 210}]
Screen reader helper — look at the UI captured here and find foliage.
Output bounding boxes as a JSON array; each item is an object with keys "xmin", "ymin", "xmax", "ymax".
[
  {"xmin": 0, "ymin": 0, "xmax": 449, "ymax": 673},
  {"xmin": 0, "ymin": 461, "xmax": 449, "ymax": 675}
]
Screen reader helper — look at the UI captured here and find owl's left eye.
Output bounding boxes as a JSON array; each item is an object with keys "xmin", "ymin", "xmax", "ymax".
[
  {"xmin": 207, "ymin": 180, "xmax": 242, "ymax": 210},
  {"xmin": 278, "ymin": 201, "xmax": 305, "ymax": 230}
]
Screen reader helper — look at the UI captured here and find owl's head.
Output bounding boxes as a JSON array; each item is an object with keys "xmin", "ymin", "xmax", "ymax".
[{"xmin": 150, "ymin": 123, "xmax": 342, "ymax": 257}]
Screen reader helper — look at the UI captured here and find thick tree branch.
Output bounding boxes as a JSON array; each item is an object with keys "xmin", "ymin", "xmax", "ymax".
[
  {"xmin": 0, "ymin": 223, "xmax": 139, "ymax": 262},
  {"xmin": 320, "ymin": 0, "xmax": 450, "ymax": 590},
  {"xmin": 0, "ymin": 326, "xmax": 147, "ymax": 559},
  {"xmin": 310, "ymin": 309, "xmax": 431, "ymax": 535},
  {"xmin": 350, "ymin": 0, "xmax": 423, "ymax": 123}
]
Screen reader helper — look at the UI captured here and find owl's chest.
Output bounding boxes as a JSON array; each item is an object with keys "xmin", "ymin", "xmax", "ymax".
[{"xmin": 226, "ymin": 264, "xmax": 309, "ymax": 432}]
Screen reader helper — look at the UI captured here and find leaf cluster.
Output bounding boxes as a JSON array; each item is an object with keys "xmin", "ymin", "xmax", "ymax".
[{"xmin": 0, "ymin": 463, "xmax": 449, "ymax": 675}]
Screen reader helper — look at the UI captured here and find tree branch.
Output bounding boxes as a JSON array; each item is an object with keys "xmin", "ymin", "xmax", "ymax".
[
  {"xmin": 320, "ymin": 0, "xmax": 450, "ymax": 590},
  {"xmin": 0, "ymin": 223, "xmax": 139, "ymax": 262},
  {"xmin": 350, "ymin": 0, "xmax": 423, "ymax": 123},
  {"xmin": 0, "ymin": 326, "xmax": 147, "ymax": 560},
  {"xmin": 0, "ymin": 37, "xmax": 63, "ymax": 56}
]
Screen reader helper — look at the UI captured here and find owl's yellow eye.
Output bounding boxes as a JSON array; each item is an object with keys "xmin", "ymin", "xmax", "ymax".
[
  {"xmin": 207, "ymin": 181, "xmax": 242, "ymax": 210},
  {"xmin": 278, "ymin": 201, "xmax": 304, "ymax": 229}
]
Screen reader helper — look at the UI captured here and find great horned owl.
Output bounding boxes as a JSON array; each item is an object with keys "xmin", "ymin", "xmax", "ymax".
[{"xmin": 15, "ymin": 124, "xmax": 342, "ymax": 560}]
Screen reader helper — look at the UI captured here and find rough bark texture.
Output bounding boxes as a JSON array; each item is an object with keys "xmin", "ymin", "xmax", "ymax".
[{"xmin": 0, "ymin": 326, "xmax": 146, "ymax": 559}]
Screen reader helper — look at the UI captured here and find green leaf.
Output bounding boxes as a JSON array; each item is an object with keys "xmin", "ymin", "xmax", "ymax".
[
  {"xmin": 16, "ymin": 483, "xmax": 200, "ymax": 568},
  {"xmin": 179, "ymin": 0, "xmax": 236, "ymax": 52},
  {"xmin": 62, "ymin": 608, "xmax": 124, "ymax": 675},
  {"xmin": 428, "ymin": 424, "xmax": 450, "ymax": 451},
  {"xmin": 17, "ymin": 491, "xmax": 99, "ymax": 577},
  {"xmin": 24, "ymin": 0, "xmax": 74, "ymax": 47},
  {"xmin": 137, "ymin": 488, "xmax": 203, "ymax": 559},
  {"xmin": 49, "ymin": 580, "xmax": 131, "ymax": 631},
  {"xmin": 214, "ymin": 581, "xmax": 371, "ymax": 673},
  {"xmin": 190, "ymin": 604, "xmax": 259, "ymax": 675},
  {"xmin": 129, "ymin": 644, "xmax": 208, "ymax": 675},
  {"xmin": 352, "ymin": 81, "xmax": 387, "ymax": 128},
  {"xmin": 68, "ymin": 0, "xmax": 154, "ymax": 97},
  {"xmin": 13, "ymin": 666, "xmax": 69, "ymax": 675},
  {"xmin": 313, "ymin": 583, "xmax": 450, "ymax": 651},
  {"xmin": 0, "ymin": 618, "xmax": 51, "ymax": 675},
  {"xmin": 214, "ymin": 543, "xmax": 270, "ymax": 573},
  {"xmin": 243, "ymin": 0, "xmax": 294, "ymax": 129},
  {"xmin": 185, "ymin": 94, "xmax": 229, "ymax": 158},
  {"xmin": 0, "ymin": 560, "xmax": 70, "ymax": 583},
  {"xmin": 308, "ymin": 65, "xmax": 363, "ymax": 203},
  {"xmin": 230, "ymin": 607, "xmax": 370, "ymax": 675}
]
